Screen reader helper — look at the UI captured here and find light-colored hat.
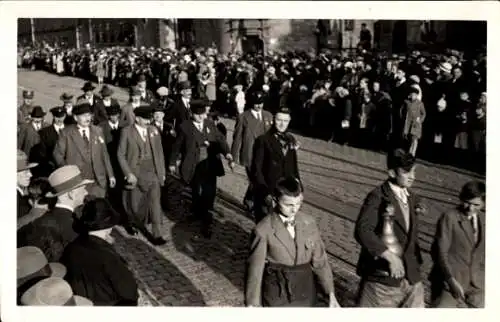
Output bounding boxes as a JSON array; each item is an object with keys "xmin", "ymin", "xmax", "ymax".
[
  {"xmin": 17, "ymin": 247, "xmax": 66, "ymax": 288},
  {"xmin": 156, "ymin": 86, "xmax": 169, "ymax": 97},
  {"xmin": 21, "ymin": 277, "xmax": 93, "ymax": 306},
  {"xmin": 45, "ymin": 165, "xmax": 93, "ymax": 198},
  {"xmin": 344, "ymin": 61, "xmax": 354, "ymax": 69},
  {"xmin": 17, "ymin": 150, "xmax": 38, "ymax": 172},
  {"xmin": 409, "ymin": 75, "xmax": 420, "ymax": 84},
  {"xmin": 440, "ymin": 62, "xmax": 452, "ymax": 74}
]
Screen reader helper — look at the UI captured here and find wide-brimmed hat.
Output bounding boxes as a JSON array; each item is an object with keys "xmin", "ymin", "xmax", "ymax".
[
  {"xmin": 178, "ymin": 81, "xmax": 192, "ymax": 91},
  {"xmin": 17, "ymin": 246, "xmax": 67, "ymax": 289},
  {"xmin": 105, "ymin": 104, "xmax": 121, "ymax": 116},
  {"xmin": 17, "ymin": 150, "xmax": 38, "ymax": 172},
  {"xmin": 50, "ymin": 106, "xmax": 66, "ymax": 118},
  {"xmin": 81, "ymin": 82, "xmax": 95, "ymax": 92},
  {"xmin": 60, "ymin": 93, "xmax": 74, "ymax": 102},
  {"xmin": 30, "ymin": 106, "xmax": 46, "ymax": 119},
  {"xmin": 440, "ymin": 62, "xmax": 452, "ymax": 74},
  {"xmin": 99, "ymin": 85, "xmax": 113, "ymax": 97},
  {"xmin": 23, "ymin": 90, "xmax": 34, "ymax": 99},
  {"xmin": 134, "ymin": 105, "xmax": 153, "ymax": 119},
  {"xmin": 72, "ymin": 103, "xmax": 92, "ymax": 116},
  {"xmin": 21, "ymin": 277, "xmax": 93, "ymax": 306},
  {"xmin": 156, "ymin": 86, "xmax": 169, "ymax": 97},
  {"xmin": 75, "ymin": 198, "xmax": 121, "ymax": 233},
  {"xmin": 45, "ymin": 165, "xmax": 93, "ymax": 198}
]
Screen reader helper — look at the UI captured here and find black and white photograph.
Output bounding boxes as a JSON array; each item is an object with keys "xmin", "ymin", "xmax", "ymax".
[{"xmin": 2, "ymin": 1, "xmax": 499, "ymax": 321}]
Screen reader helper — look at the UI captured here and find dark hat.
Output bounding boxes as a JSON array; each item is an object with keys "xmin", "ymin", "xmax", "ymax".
[
  {"xmin": 99, "ymin": 85, "xmax": 113, "ymax": 97},
  {"xmin": 75, "ymin": 198, "xmax": 121, "ymax": 233},
  {"xmin": 387, "ymin": 149, "xmax": 416, "ymax": 171},
  {"xmin": 133, "ymin": 105, "xmax": 153, "ymax": 119},
  {"xmin": 49, "ymin": 106, "xmax": 66, "ymax": 118},
  {"xmin": 30, "ymin": 106, "xmax": 45, "ymax": 118},
  {"xmin": 22, "ymin": 90, "xmax": 34, "ymax": 99},
  {"xmin": 151, "ymin": 102, "xmax": 165, "ymax": 113},
  {"xmin": 129, "ymin": 86, "xmax": 142, "ymax": 96},
  {"xmin": 409, "ymin": 86, "xmax": 420, "ymax": 95},
  {"xmin": 251, "ymin": 91, "xmax": 265, "ymax": 105},
  {"xmin": 60, "ymin": 93, "xmax": 74, "ymax": 102},
  {"xmin": 190, "ymin": 99, "xmax": 209, "ymax": 115},
  {"xmin": 105, "ymin": 104, "xmax": 121, "ymax": 116},
  {"xmin": 275, "ymin": 106, "xmax": 291, "ymax": 115},
  {"xmin": 17, "ymin": 150, "xmax": 38, "ymax": 172},
  {"xmin": 72, "ymin": 103, "xmax": 92, "ymax": 116},
  {"xmin": 178, "ymin": 81, "xmax": 192, "ymax": 91},
  {"xmin": 137, "ymin": 74, "xmax": 147, "ymax": 83},
  {"xmin": 81, "ymin": 82, "xmax": 95, "ymax": 92}
]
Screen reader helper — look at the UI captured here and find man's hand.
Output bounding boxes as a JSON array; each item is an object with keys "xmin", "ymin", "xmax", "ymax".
[
  {"xmin": 126, "ymin": 174, "xmax": 137, "ymax": 186},
  {"xmin": 381, "ymin": 250, "xmax": 405, "ymax": 279},
  {"xmin": 447, "ymin": 277, "xmax": 465, "ymax": 300},
  {"xmin": 168, "ymin": 165, "xmax": 177, "ymax": 174},
  {"xmin": 109, "ymin": 177, "xmax": 116, "ymax": 188},
  {"xmin": 329, "ymin": 292, "xmax": 341, "ymax": 307}
]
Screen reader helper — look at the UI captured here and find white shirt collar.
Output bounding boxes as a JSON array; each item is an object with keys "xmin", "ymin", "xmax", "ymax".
[
  {"xmin": 54, "ymin": 124, "xmax": 64, "ymax": 131},
  {"xmin": 134, "ymin": 124, "xmax": 147, "ymax": 135},
  {"xmin": 388, "ymin": 181, "xmax": 409, "ymax": 201},
  {"xmin": 103, "ymin": 100, "xmax": 111, "ymax": 106},
  {"xmin": 278, "ymin": 214, "xmax": 295, "ymax": 223},
  {"xmin": 17, "ymin": 186, "xmax": 25, "ymax": 196},
  {"xmin": 182, "ymin": 97, "xmax": 190, "ymax": 107},
  {"xmin": 77, "ymin": 125, "xmax": 89, "ymax": 135},
  {"xmin": 251, "ymin": 109, "xmax": 262, "ymax": 119},
  {"xmin": 109, "ymin": 120, "xmax": 119, "ymax": 128},
  {"xmin": 54, "ymin": 203, "xmax": 74, "ymax": 213}
]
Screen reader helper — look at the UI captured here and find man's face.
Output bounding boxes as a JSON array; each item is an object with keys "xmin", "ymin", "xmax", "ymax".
[
  {"xmin": 103, "ymin": 96, "xmax": 111, "ymax": 102},
  {"xmin": 64, "ymin": 102, "xmax": 73, "ymax": 110},
  {"xmin": 181, "ymin": 89, "xmax": 192, "ymax": 99},
  {"xmin": 136, "ymin": 116, "xmax": 151, "ymax": 127},
  {"xmin": 274, "ymin": 112, "xmax": 291, "ymax": 133},
  {"xmin": 84, "ymin": 90, "xmax": 93, "ymax": 98},
  {"xmin": 109, "ymin": 114, "xmax": 119, "ymax": 123},
  {"xmin": 193, "ymin": 113, "xmax": 206, "ymax": 123},
  {"xmin": 391, "ymin": 166, "xmax": 416, "ymax": 189},
  {"xmin": 453, "ymin": 68, "xmax": 462, "ymax": 79},
  {"xmin": 373, "ymin": 82, "xmax": 380, "ymax": 92},
  {"xmin": 31, "ymin": 117, "xmax": 43, "ymax": 129},
  {"xmin": 24, "ymin": 98, "xmax": 32, "ymax": 105},
  {"xmin": 69, "ymin": 185, "xmax": 88, "ymax": 207},
  {"xmin": 75, "ymin": 113, "xmax": 92, "ymax": 127},
  {"xmin": 53, "ymin": 116, "xmax": 65, "ymax": 126},
  {"xmin": 277, "ymin": 194, "xmax": 303, "ymax": 218},
  {"xmin": 396, "ymin": 70, "xmax": 405, "ymax": 80},
  {"xmin": 409, "ymin": 92, "xmax": 418, "ymax": 101},
  {"xmin": 252, "ymin": 103, "xmax": 263, "ymax": 111},
  {"xmin": 450, "ymin": 56, "xmax": 458, "ymax": 66},
  {"xmin": 461, "ymin": 197, "xmax": 484, "ymax": 217},
  {"xmin": 138, "ymin": 81, "xmax": 146, "ymax": 90},
  {"xmin": 17, "ymin": 169, "xmax": 32, "ymax": 188},
  {"xmin": 131, "ymin": 94, "xmax": 141, "ymax": 104},
  {"xmin": 153, "ymin": 111, "xmax": 164, "ymax": 123}
]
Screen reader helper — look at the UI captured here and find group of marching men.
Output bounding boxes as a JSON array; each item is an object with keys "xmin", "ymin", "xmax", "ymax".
[{"xmin": 16, "ymin": 74, "xmax": 485, "ymax": 307}]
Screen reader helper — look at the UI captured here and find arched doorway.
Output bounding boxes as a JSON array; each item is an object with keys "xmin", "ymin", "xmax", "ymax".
[{"xmin": 392, "ymin": 20, "xmax": 407, "ymax": 53}]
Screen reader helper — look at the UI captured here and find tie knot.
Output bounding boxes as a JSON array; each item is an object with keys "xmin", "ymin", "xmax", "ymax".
[{"xmin": 284, "ymin": 219, "xmax": 295, "ymax": 227}]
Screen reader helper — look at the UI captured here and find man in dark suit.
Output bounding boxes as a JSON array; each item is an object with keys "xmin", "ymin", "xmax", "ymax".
[
  {"xmin": 17, "ymin": 150, "xmax": 37, "ymax": 219},
  {"xmin": 17, "ymin": 165, "xmax": 92, "ymax": 262},
  {"xmin": 171, "ymin": 81, "xmax": 193, "ymax": 135},
  {"xmin": 137, "ymin": 73, "xmax": 156, "ymax": 105},
  {"xmin": 231, "ymin": 91, "xmax": 273, "ymax": 212},
  {"xmin": 117, "ymin": 106, "xmax": 167, "ymax": 246},
  {"xmin": 53, "ymin": 103, "xmax": 116, "ymax": 199},
  {"xmin": 77, "ymin": 81, "xmax": 101, "ymax": 124},
  {"xmin": 429, "ymin": 181, "xmax": 485, "ymax": 308},
  {"xmin": 18, "ymin": 106, "xmax": 45, "ymax": 161},
  {"xmin": 251, "ymin": 107, "xmax": 301, "ymax": 223},
  {"xmin": 35, "ymin": 106, "xmax": 67, "ymax": 177},
  {"xmin": 169, "ymin": 100, "xmax": 235, "ymax": 238},
  {"xmin": 354, "ymin": 149, "xmax": 424, "ymax": 307},
  {"xmin": 92, "ymin": 85, "xmax": 120, "ymax": 125}
]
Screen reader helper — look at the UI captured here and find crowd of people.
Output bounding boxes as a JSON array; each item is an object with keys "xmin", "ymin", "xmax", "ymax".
[{"xmin": 17, "ymin": 41, "xmax": 485, "ymax": 308}]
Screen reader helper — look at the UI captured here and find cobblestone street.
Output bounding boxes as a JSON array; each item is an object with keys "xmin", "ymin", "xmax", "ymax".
[{"xmin": 18, "ymin": 69, "xmax": 485, "ymax": 307}]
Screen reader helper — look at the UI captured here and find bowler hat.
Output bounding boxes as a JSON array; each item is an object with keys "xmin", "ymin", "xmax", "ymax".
[
  {"xmin": 50, "ymin": 106, "xmax": 66, "ymax": 118},
  {"xmin": 105, "ymin": 104, "xmax": 121, "ymax": 116},
  {"xmin": 81, "ymin": 82, "xmax": 95, "ymax": 92},
  {"xmin": 178, "ymin": 81, "xmax": 192, "ymax": 91},
  {"xmin": 23, "ymin": 90, "xmax": 34, "ymax": 99},
  {"xmin": 72, "ymin": 103, "xmax": 92, "ymax": 116},
  {"xmin": 21, "ymin": 277, "xmax": 93, "ymax": 306},
  {"xmin": 17, "ymin": 149, "xmax": 38, "ymax": 172},
  {"xmin": 190, "ymin": 99, "xmax": 209, "ymax": 115},
  {"xmin": 99, "ymin": 85, "xmax": 114, "ymax": 97},
  {"xmin": 17, "ymin": 246, "xmax": 66, "ymax": 289},
  {"xmin": 387, "ymin": 149, "xmax": 415, "ymax": 171},
  {"xmin": 45, "ymin": 165, "xmax": 94, "ymax": 198},
  {"xmin": 30, "ymin": 106, "xmax": 46, "ymax": 118},
  {"xmin": 60, "ymin": 93, "xmax": 74, "ymax": 102},
  {"xmin": 75, "ymin": 198, "xmax": 121, "ymax": 233},
  {"xmin": 134, "ymin": 105, "xmax": 153, "ymax": 119},
  {"xmin": 251, "ymin": 91, "xmax": 265, "ymax": 105}
]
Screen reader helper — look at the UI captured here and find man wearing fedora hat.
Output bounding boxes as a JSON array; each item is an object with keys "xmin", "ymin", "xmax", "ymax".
[
  {"xmin": 17, "ymin": 149, "xmax": 37, "ymax": 219},
  {"xmin": 18, "ymin": 106, "xmax": 45, "ymax": 161},
  {"xmin": 117, "ymin": 105, "xmax": 167, "ymax": 245},
  {"xmin": 53, "ymin": 103, "xmax": 116, "ymax": 199},
  {"xmin": 171, "ymin": 80, "xmax": 193, "ymax": 134},
  {"xmin": 35, "ymin": 106, "xmax": 67, "ymax": 177},
  {"xmin": 60, "ymin": 92, "xmax": 77, "ymax": 125},
  {"xmin": 136, "ymin": 73, "xmax": 156, "ymax": 105},
  {"xmin": 17, "ymin": 165, "xmax": 92, "ymax": 262},
  {"xmin": 77, "ymin": 81, "xmax": 101, "ymax": 109},
  {"xmin": 18, "ymin": 90, "xmax": 35, "ymax": 126},
  {"xmin": 20, "ymin": 277, "xmax": 93, "ymax": 306},
  {"xmin": 120, "ymin": 86, "xmax": 143, "ymax": 127},
  {"xmin": 17, "ymin": 246, "xmax": 67, "ymax": 303},
  {"xmin": 93, "ymin": 85, "xmax": 121, "ymax": 125},
  {"xmin": 169, "ymin": 99, "xmax": 234, "ymax": 239}
]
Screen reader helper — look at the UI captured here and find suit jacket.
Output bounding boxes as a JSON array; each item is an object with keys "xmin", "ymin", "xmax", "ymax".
[
  {"xmin": 35, "ymin": 124, "xmax": 62, "ymax": 176},
  {"xmin": 53, "ymin": 124, "xmax": 114, "ymax": 188},
  {"xmin": 18, "ymin": 123, "xmax": 40, "ymax": 159},
  {"xmin": 61, "ymin": 234, "xmax": 138, "ymax": 306},
  {"xmin": 76, "ymin": 94, "xmax": 102, "ymax": 108},
  {"xmin": 99, "ymin": 121, "xmax": 124, "ymax": 181},
  {"xmin": 140, "ymin": 89, "xmax": 156, "ymax": 105},
  {"xmin": 17, "ymin": 206, "xmax": 78, "ymax": 262},
  {"xmin": 231, "ymin": 109, "xmax": 273, "ymax": 168},
  {"xmin": 171, "ymin": 98, "xmax": 192, "ymax": 133},
  {"xmin": 119, "ymin": 103, "xmax": 138, "ymax": 127},
  {"xmin": 92, "ymin": 98, "xmax": 120, "ymax": 125},
  {"xmin": 169, "ymin": 119, "xmax": 230, "ymax": 184},
  {"xmin": 245, "ymin": 212, "xmax": 334, "ymax": 306},
  {"xmin": 17, "ymin": 190, "xmax": 32, "ymax": 219},
  {"xmin": 251, "ymin": 130, "xmax": 301, "ymax": 197},
  {"xmin": 117, "ymin": 125, "xmax": 166, "ymax": 182},
  {"xmin": 354, "ymin": 180, "xmax": 423, "ymax": 286},
  {"xmin": 429, "ymin": 208, "xmax": 485, "ymax": 292},
  {"xmin": 401, "ymin": 99, "xmax": 426, "ymax": 139}
]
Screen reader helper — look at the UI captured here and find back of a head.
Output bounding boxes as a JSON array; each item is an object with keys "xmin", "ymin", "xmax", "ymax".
[
  {"xmin": 459, "ymin": 181, "xmax": 486, "ymax": 202},
  {"xmin": 387, "ymin": 148, "xmax": 416, "ymax": 171},
  {"xmin": 274, "ymin": 176, "xmax": 303, "ymax": 199}
]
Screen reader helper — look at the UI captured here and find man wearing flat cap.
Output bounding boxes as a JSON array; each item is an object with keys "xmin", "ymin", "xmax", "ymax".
[
  {"xmin": 169, "ymin": 99, "xmax": 235, "ymax": 239},
  {"xmin": 53, "ymin": 103, "xmax": 116, "ymax": 199},
  {"xmin": 18, "ymin": 90, "xmax": 35, "ymax": 126},
  {"xmin": 354, "ymin": 149, "xmax": 425, "ymax": 307},
  {"xmin": 117, "ymin": 105, "xmax": 167, "ymax": 246},
  {"xmin": 18, "ymin": 165, "xmax": 92, "ymax": 262},
  {"xmin": 35, "ymin": 106, "xmax": 67, "ymax": 177},
  {"xmin": 18, "ymin": 106, "xmax": 45, "ymax": 161},
  {"xmin": 231, "ymin": 91, "xmax": 273, "ymax": 212}
]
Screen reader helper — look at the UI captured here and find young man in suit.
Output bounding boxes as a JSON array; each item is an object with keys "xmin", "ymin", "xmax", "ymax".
[
  {"xmin": 117, "ymin": 105, "xmax": 167, "ymax": 246},
  {"xmin": 77, "ymin": 81, "xmax": 101, "ymax": 109},
  {"xmin": 17, "ymin": 150, "xmax": 37, "ymax": 219},
  {"xmin": 137, "ymin": 73, "xmax": 156, "ymax": 105},
  {"xmin": 169, "ymin": 100, "xmax": 235, "ymax": 239},
  {"xmin": 251, "ymin": 106, "xmax": 301, "ymax": 223},
  {"xmin": 231, "ymin": 91, "xmax": 273, "ymax": 212},
  {"xmin": 17, "ymin": 165, "xmax": 92, "ymax": 262},
  {"xmin": 18, "ymin": 106, "xmax": 45, "ymax": 160},
  {"xmin": 53, "ymin": 103, "xmax": 116, "ymax": 199},
  {"xmin": 354, "ymin": 149, "xmax": 425, "ymax": 307},
  {"xmin": 429, "ymin": 181, "xmax": 485, "ymax": 308},
  {"xmin": 36, "ymin": 106, "xmax": 67, "ymax": 177},
  {"xmin": 245, "ymin": 176, "xmax": 340, "ymax": 307}
]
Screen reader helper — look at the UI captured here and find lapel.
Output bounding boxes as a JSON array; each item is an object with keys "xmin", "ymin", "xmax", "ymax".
[
  {"xmin": 294, "ymin": 214, "xmax": 307, "ymax": 264},
  {"xmin": 381, "ymin": 181, "xmax": 410, "ymax": 236},
  {"xmin": 457, "ymin": 211, "xmax": 476, "ymax": 246},
  {"xmin": 271, "ymin": 213, "xmax": 296, "ymax": 261},
  {"xmin": 476, "ymin": 211, "xmax": 486, "ymax": 249},
  {"xmin": 69, "ymin": 126, "xmax": 91, "ymax": 161},
  {"xmin": 131, "ymin": 125, "xmax": 145, "ymax": 150},
  {"xmin": 146, "ymin": 126, "xmax": 157, "ymax": 155},
  {"xmin": 268, "ymin": 132, "xmax": 285, "ymax": 160}
]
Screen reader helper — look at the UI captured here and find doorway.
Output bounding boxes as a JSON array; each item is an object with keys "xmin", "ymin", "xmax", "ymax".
[
  {"xmin": 242, "ymin": 35, "xmax": 264, "ymax": 54},
  {"xmin": 392, "ymin": 20, "xmax": 407, "ymax": 53}
]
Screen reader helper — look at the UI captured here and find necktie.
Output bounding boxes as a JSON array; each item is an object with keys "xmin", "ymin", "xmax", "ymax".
[
  {"xmin": 469, "ymin": 215, "xmax": 479, "ymax": 243},
  {"xmin": 284, "ymin": 218, "xmax": 296, "ymax": 239},
  {"xmin": 82, "ymin": 129, "xmax": 89, "ymax": 145}
]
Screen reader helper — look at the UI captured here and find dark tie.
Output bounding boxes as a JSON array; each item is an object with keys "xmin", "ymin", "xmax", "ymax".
[
  {"xmin": 284, "ymin": 219, "xmax": 295, "ymax": 228},
  {"xmin": 470, "ymin": 215, "xmax": 478, "ymax": 244},
  {"xmin": 82, "ymin": 130, "xmax": 89, "ymax": 146}
]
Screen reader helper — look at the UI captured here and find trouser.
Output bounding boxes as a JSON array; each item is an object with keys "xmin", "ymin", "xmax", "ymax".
[
  {"xmin": 243, "ymin": 167, "xmax": 255, "ymax": 209},
  {"xmin": 85, "ymin": 182, "xmax": 107, "ymax": 199},
  {"xmin": 432, "ymin": 285, "xmax": 484, "ymax": 308},
  {"xmin": 408, "ymin": 135, "xmax": 419, "ymax": 156},
  {"xmin": 190, "ymin": 173, "xmax": 217, "ymax": 233},
  {"xmin": 123, "ymin": 179, "xmax": 162, "ymax": 238},
  {"xmin": 261, "ymin": 262, "xmax": 316, "ymax": 307},
  {"xmin": 357, "ymin": 279, "xmax": 425, "ymax": 308}
]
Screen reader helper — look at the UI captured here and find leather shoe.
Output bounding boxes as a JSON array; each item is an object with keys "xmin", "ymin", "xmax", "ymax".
[{"xmin": 124, "ymin": 225, "xmax": 138, "ymax": 236}]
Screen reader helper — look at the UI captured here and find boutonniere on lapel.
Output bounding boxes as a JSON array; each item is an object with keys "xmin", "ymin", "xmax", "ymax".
[
  {"xmin": 305, "ymin": 238, "xmax": 315, "ymax": 250},
  {"xmin": 206, "ymin": 127, "xmax": 210, "ymax": 134},
  {"xmin": 265, "ymin": 120, "xmax": 272, "ymax": 127},
  {"xmin": 203, "ymin": 140, "xmax": 210, "ymax": 147},
  {"xmin": 150, "ymin": 129, "xmax": 158, "ymax": 138},
  {"xmin": 98, "ymin": 136, "xmax": 104, "ymax": 144}
]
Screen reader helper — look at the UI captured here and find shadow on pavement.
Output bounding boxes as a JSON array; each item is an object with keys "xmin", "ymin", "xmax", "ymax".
[{"xmin": 112, "ymin": 229, "xmax": 206, "ymax": 306}]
